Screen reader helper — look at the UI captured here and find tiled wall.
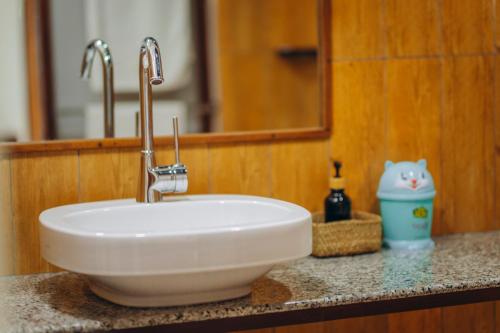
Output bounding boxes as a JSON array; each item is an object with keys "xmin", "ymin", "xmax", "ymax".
[{"xmin": 329, "ymin": 0, "xmax": 499, "ymax": 332}]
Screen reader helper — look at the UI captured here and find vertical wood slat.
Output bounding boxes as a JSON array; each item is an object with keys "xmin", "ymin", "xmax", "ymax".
[
  {"xmin": 0, "ymin": 156, "xmax": 14, "ymax": 275},
  {"xmin": 10, "ymin": 152, "xmax": 79, "ymax": 274},
  {"xmin": 442, "ymin": 303, "xmax": 496, "ymax": 333},
  {"xmin": 271, "ymin": 140, "xmax": 329, "ymax": 213},
  {"xmin": 79, "ymin": 149, "xmax": 139, "ymax": 202},
  {"xmin": 325, "ymin": 315, "xmax": 388, "ymax": 333},
  {"xmin": 388, "ymin": 309, "xmax": 441, "ymax": 333},
  {"xmin": 208, "ymin": 144, "xmax": 271, "ymax": 196}
]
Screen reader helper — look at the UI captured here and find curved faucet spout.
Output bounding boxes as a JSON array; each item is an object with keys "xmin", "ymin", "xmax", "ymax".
[
  {"xmin": 80, "ymin": 39, "xmax": 115, "ymax": 138},
  {"xmin": 140, "ymin": 37, "xmax": 164, "ymax": 85}
]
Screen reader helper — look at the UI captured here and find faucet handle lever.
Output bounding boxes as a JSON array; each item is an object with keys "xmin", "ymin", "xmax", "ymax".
[{"xmin": 172, "ymin": 116, "xmax": 181, "ymax": 164}]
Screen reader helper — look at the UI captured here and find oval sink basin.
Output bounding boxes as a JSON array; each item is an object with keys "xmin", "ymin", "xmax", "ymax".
[{"xmin": 40, "ymin": 195, "xmax": 312, "ymax": 307}]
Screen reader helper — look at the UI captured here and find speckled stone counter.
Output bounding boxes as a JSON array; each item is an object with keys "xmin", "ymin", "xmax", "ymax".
[{"xmin": 1, "ymin": 231, "xmax": 499, "ymax": 333}]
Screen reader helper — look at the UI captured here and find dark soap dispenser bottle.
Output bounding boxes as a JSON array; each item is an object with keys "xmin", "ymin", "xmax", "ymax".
[{"xmin": 324, "ymin": 161, "xmax": 352, "ymax": 222}]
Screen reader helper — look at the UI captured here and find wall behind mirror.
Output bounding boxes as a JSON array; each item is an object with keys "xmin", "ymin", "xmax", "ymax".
[{"xmin": 0, "ymin": 0, "xmax": 320, "ymax": 142}]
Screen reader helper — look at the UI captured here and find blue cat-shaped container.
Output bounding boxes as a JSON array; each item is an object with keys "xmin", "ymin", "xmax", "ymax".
[{"xmin": 377, "ymin": 159, "xmax": 436, "ymax": 250}]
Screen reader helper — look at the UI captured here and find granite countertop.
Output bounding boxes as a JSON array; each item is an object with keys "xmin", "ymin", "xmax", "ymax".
[{"xmin": 1, "ymin": 231, "xmax": 499, "ymax": 333}]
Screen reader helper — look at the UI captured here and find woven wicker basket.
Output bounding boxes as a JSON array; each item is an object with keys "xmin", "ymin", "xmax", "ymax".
[{"xmin": 312, "ymin": 211, "xmax": 382, "ymax": 257}]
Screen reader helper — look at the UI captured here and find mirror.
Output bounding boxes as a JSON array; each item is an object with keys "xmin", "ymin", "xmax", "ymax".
[{"xmin": 0, "ymin": 0, "xmax": 326, "ymax": 143}]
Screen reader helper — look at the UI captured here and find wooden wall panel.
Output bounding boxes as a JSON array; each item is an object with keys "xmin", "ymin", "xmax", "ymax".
[
  {"xmin": 10, "ymin": 152, "xmax": 78, "ymax": 274},
  {"xmin": 386, "ymin": 59, "xmax": 442, "ymax": 234},
  {"xmin": 441, "ymin": 56, "xmax": 495, "ymax": 233},
  {"xmin": 385, "ymin": 0, "xmax": 441, "ymax": 57},
  {"xmin": 442, "ymin": 302, "xmax": 495, "ymax": 333},
  {"xmin": 275, "ymin": 322, "xmax": 325, "ymax": 333},
  {"xmin": 496, "ymin": 56, "xmax": 500, "ymax": 230},
  {"xmin": 79, "ymin": 149, "xmax": 138, "ymax": 202},
  {"xmin": 497, "ymin": 3, "xmax": 500, "ymax": 49},
  {"xmin": 331, "ymin": 61, "xmax": 386, "ymax": 213},
  {"xmin": 332, "ymin": 0, "xmax": 385, "ymax": 59},
  {"xmin": 209, "ymin": 144, "xmax": 271, "ymax": 196},
  {"xmin": 325, "ymin": 315, "xmax": 388, "ymax": 333},
  {"xmin": 387, "ymin": 309, "xmax": 441, "ymax": 333},
  {"xmin": 441, "ymin": 0, "xmax": 494, "ymax": 54},
  {"xmin": 0, "ymin": 157, "xmax": 14, "ymax": 275},
  {"xmin": 271, "ymin": 140, "xmax": 329, "ymax": 213}
]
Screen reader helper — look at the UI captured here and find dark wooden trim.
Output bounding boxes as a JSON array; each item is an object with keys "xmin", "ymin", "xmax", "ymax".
[
  {"xmin": 0, "ymin": 128, "xmax": 330, "ymax": 153},
  {"xmin": 192, "ymin": 0, "xmax": 212, "ymax": 133},
  {"xmin": 317, "ymin": 0, "xmax": 332, "ymax": 132},
  {"xmin": 25, "ymin": 0, "xmax": 55, "ymax": 140},
  {"xmin": 13, "ymin": 0, "xmax": 333, "ymax": 152},
  {"xmin": 114, "ymin": 287, "xmax": 500, "ymax": 333}
]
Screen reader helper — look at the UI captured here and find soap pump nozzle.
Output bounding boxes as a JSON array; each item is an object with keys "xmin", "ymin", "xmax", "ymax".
[{"xmin": 334, "ymin": 161, "xmax": 342, "ymax": 178}]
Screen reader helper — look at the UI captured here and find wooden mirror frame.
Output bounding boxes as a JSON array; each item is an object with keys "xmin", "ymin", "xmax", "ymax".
[{"xmin": 1, "ymin": 0, "xmax": 331, "ymax": 154}]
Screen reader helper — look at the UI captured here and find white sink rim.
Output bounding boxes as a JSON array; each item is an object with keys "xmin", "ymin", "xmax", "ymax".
[{"xmin": 40, "ymin": 194, "xmax": 312, "ymax": 277}]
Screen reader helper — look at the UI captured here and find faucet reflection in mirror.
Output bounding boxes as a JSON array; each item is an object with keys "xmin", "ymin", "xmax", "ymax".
[
  {"xmin": 80, "ymin": 39, "xmax": 115, "ymax": 138},
  {"xmin": 137, "ymin": 37, "xmax": 188, "ymax": 203}
]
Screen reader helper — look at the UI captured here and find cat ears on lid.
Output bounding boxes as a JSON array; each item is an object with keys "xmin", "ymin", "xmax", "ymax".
[
  {"xmin": 384, "ymin": 159, "xmax": 427, "ymax": 170},
  {"xmin": 417, "ymin": 159, "xmax": 427, "ymax": 168}
]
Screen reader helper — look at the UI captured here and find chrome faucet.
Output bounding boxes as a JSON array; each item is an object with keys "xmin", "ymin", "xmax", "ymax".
[
  {"xmin": 136, "ymin": 37, "xmax": 188, "ymax": 203},
  {"xmin": 80, "ymin": 39, "xmax": 115, "ymax": 138}
]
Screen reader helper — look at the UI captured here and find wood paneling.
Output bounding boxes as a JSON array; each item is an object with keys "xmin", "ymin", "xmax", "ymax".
[
  {"xmin": 325, "ymin": 315, "xmax": 388, "ymax": 333},
  {"xmin": 209, "ymin": 144, "xmax": 271, "ymax": 196},
  {"xmin": 387, "ymin": 309, "xmax": 441, "ymax": 333},
  {"xmin": 496, "ymin": 56, "xmax": 500, "ymax": 231},
  {"xmin": 331, "ymin": 61, "xmax": 386, "ymax": 213},
  {"xmin": 271, "ymin": 140, "xmax": 329, "ymax": 213},
  {"xmin": 79, "ymin": 149, "xmax": 138, "ymax": 202},
  {"xmin": 2, "ymin": 0, "xmax": 499, "ymax": 331},
  {"xmin": 497, "ymin": 3, "xmax": 500, "ymax": 49},
  {"xmin": 441, "ymin": 56, "xmax": 495, "ymax": 233},
  {"xmin": 0, "ymin": 157, "xmax": 14, "ymax": 275},
  {"xmin": 10, "ymin": 152, "xmax": 78, "ymax": 274},
  {"xmin": 332, "ymin": 0, "xmax": 385, "ymax": 59},
  {"xmin": 385, "ymin": 0, "xmax": 441, "ymax": 57},
  {"xmin": 441, "ymin": 0, "xmax": 494, "ymax": 55},
  {"xmin": 275, "ymin": 322, "xmax": 325, "ymax": 333},
  {"xmin": 386, "ymin": 59, "xmax": 442, "ymax": 234},
  {"xmin": 443, "ymin": 302, "xmax": 495, "ymax": 333}
]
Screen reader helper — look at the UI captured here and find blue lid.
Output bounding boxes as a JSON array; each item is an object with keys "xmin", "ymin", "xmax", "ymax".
[{"xmin": 377, "ymin": 159, "xmax": 436, "ymax": 201}]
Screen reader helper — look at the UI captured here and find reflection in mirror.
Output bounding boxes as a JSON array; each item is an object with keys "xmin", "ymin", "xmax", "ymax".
[{"xmin": 0, "ymin": 0, "xmax": 319, "ymax": 142}]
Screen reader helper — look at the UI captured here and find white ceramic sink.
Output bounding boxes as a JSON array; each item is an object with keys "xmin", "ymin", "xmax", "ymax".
[{"xmin": 40, "ymin": 195, "xmax": 312, "ymax": 307}]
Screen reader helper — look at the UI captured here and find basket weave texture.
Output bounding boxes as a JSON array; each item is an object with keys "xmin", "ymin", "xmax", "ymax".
[{"xmin": 312, "ymin": 211, "xmax": 382, "ymax": 257}]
